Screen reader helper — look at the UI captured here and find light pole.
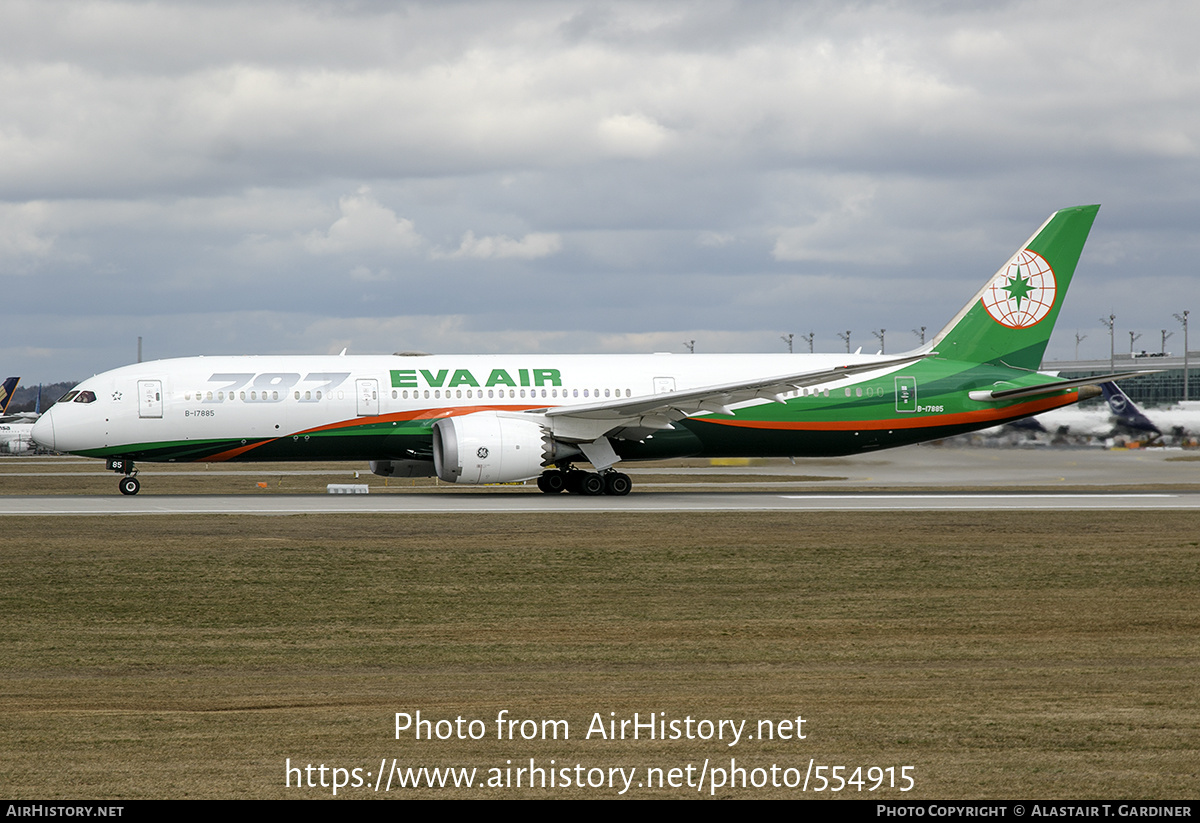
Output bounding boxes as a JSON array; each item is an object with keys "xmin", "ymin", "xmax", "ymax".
[
  {"xmin": 781, "ymin": 334, "xmax": 794, "ymax": 354},
  {"xmin": 1161, "ymin": 329, "xmax": 1173, "ymax": 355},
  {"xmin": 872, "ymin": 329, "xmax": 886, "ymax": 355},
  {"xmin": 912, "ymin": 326, "xmax": 926, "ymax": 346},
  {"xmin": 838, "ymin": 330, "xmax": 852, "ymax": 353},
  {"xmin": 1100, "ymin": 314, "xmax": 1115, "ymax": 371},
  {"xmin": 1174, "ymin": 310, "xmax": 1190, "ymax": 401},
  {"xmin": 1129, "ymin": 331, "xmax": 1142, "ymax": 358},
  {"xmin": 801, "ymin": 332, "xmax": 815, "ymax": 353},
  {"xmin": 1074, "ymin": 332, "xmax": 1087, "ymax": 360},
  {"xmin": 683, "ymin": 340, "xmax": 695, "ymax": 354}
]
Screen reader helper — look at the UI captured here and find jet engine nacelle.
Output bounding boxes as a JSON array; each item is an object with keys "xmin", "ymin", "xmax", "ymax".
[
  {"xmin": 368, "ymin": 459, "xmax": 437, "ymax": 478},
  {"xmin": 432, "ymin": 411, "xmax": 553, "ymax": 485},
  {"xmin": 4, "ymin": 437, "xmax": 33, "ymax": 454}
]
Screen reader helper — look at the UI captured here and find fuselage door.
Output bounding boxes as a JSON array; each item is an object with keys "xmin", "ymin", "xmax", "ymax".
[
  {"xmin": 356, "ymin": 378, "xmax": 380, "ymax": 417},
  {"xmin": 138, "ymin": 380, "xmax": 163, "ymax": 419}
]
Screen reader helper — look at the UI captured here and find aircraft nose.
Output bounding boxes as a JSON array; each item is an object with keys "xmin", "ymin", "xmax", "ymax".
[{"xmin": 31, "ymin": 409, "xmax": 55, "ymax": 451}]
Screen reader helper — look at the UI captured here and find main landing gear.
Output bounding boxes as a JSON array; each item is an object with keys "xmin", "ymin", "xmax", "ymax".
[
  {"xmin": 106, "ymin": 458, "xmax": 140, "ymax": 495},
  {"xmin": 536, "ymin": 468, "xmax": 632, "ymax": 496}
]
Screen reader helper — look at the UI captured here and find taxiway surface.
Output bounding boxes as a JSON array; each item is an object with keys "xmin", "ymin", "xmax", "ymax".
[{"xmin": 1, "ymin": 445, "xmax": 1195, "ymax": 514}]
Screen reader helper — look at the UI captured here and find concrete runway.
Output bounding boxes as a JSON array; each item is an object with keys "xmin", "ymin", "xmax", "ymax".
[{"xmin": 1, "ymin": 445, "xmax": 1195, "ymax": 514}]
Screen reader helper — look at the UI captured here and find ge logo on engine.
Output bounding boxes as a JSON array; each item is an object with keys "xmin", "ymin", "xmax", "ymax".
[{"xmin": 477, "ymin": 447, "xmax": 489, "ymax": 459}]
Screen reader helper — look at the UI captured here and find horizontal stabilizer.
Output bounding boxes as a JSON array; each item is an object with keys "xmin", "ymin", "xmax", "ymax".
[{"xmin": 968, "ymin": 370, "xmax": 1161, "ymax": 402}]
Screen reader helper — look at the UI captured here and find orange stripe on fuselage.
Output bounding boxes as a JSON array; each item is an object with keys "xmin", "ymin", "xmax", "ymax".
[{"xmin": 195, "ymin": 404, "xmax": 545, "ymax": 462}]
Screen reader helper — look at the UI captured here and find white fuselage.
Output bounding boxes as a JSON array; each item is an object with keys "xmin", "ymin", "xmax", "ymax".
[{"xmin": 32, "ymin": 351, "xmax": 893, "ymax": 458}]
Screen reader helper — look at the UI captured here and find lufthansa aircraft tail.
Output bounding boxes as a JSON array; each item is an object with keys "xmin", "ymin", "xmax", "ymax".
[
  {"xmin": 930, "ymin": 205, "xmax": 1100, "ymax": 370},
  {"xmin": 1102, "ymin": 382, "xmax": 1161, "ymax": 435}
]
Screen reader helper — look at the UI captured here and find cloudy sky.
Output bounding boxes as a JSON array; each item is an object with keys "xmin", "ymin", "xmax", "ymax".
[{"xmin": 3, "ymin": 0, "xmax": 1198, "ymax": 383}]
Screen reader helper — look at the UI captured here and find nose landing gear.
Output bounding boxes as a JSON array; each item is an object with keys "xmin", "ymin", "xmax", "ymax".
[{"xmin": 106, "ymin": 458, "xmax": 140, "ymax": 495}]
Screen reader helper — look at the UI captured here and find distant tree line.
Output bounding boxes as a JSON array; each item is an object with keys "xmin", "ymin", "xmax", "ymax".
[{"xmin": 6, "ymin": 382, "xmax": 76, "ymax": 414}]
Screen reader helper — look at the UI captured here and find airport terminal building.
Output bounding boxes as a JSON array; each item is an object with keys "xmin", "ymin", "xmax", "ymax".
[{"xmin": 1046, "ymin": 353, "xmax": 1198, "ymax": 406}]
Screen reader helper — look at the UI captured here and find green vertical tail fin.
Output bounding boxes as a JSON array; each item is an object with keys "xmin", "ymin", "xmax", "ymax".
[{"xmin": 930, "ymin": 205, "xmax": 1100, "ymax": 370}]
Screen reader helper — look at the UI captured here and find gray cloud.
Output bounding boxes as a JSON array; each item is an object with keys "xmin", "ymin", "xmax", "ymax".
[{"xmin": 2, "ymin": 0, "xmax": 1198, "ymax": 382}]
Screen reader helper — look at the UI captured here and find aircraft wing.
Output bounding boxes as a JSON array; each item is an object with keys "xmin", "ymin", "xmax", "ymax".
[
  {"xmin": 967, "ymin": 370, "xmax": 1161, "ymax": 402},
  {"xmin": 540, "ymin": 353, "xmax": 928, "ymax": 441}
]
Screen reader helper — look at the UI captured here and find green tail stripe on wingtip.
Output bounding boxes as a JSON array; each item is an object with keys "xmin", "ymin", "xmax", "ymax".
[{"xmin": 932, "ymin": 205, "xmax": 1100, "ymax": 371}]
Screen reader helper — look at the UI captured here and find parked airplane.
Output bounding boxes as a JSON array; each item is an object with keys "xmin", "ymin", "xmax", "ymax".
[
  {"xmin": 1008, "ymin": 382, "xmax": 1160, "ymax": 439},
  {"xmin": 0, "ymin": 419, "xmax": 36, "ymax": 454},
  {"xmin": 0, "ymin": 377, "xmax": 38, "ymax": 454},
  {"xmin": 1138, "ymin": 400, "xmax": 1200, "ymax": 442},
  {"xmin": 33, "ymin": 205, "xmax": 1145, "ymax": 495}
]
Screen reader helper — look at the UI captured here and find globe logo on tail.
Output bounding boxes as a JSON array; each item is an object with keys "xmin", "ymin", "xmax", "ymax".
[{"xmin": 981, "ymin": 249, "xmax": 1056, "ymax": 328}]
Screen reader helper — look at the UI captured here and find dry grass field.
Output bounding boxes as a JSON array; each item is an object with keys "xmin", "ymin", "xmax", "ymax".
[{"xmin": 2, "ymin": 503, "xmax": 1197, "ymax": 798}]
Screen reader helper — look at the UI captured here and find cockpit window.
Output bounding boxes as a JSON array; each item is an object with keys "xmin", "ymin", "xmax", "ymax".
[
  {"xmin": 58, "ymin": 390, "xmax": 79, "ymax": 403},
  {"xmin": 73, "ymin": 391, "xmax": 97, "ymax": 404}
]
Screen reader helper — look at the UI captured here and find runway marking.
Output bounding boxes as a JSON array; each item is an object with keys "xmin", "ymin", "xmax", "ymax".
[{"xmin": 781, "ymin": 494, "xmax": 1176, "ymax": 499}]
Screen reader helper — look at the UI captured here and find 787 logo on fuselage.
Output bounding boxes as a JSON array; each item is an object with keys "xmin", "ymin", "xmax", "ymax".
[{"xmin": 198, "ymin": 372, "xmax": 351, "ymax": 403}]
